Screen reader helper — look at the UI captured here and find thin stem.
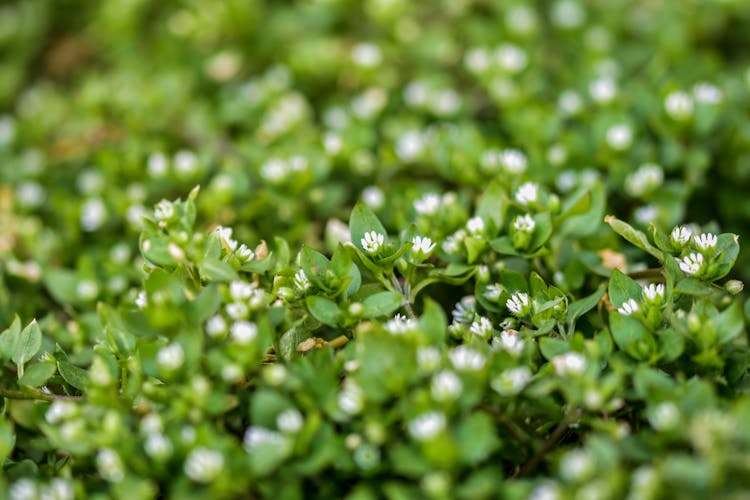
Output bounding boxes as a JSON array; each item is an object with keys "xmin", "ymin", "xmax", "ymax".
[
  {"xmin": 0, "ymin": 387, "xmax": 82, "ymax": 402},
  {"xmin": 390, "ymin": 273, "xmax": 416, "ymax": 319}
]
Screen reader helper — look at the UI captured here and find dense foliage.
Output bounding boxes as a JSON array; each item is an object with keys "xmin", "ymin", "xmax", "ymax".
[{"xmin": 1, "ymin": 1, "xmax": 750, "ymax": 498}]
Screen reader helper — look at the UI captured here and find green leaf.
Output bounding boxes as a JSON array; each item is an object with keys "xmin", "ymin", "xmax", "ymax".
[
  {"xmin": 475, "ymin": 180, "xmax": 506, "ymax": 234},
  {"xmin": 464, "ymin": 236, "xmax": 486, "ymax": 264},
  {"xmin": 349, "ymin": 203, "xmax": 387, "ymax": 254},
  {"xmin": 0, "ymin": 418, "xmax": 14, "ymax": 466},
  {"xmin": 659, "ymin": 328, "xmax": 685, "ymax": 362},
  {"xmin": 714, "ymin": 301, "xmax": 744, "ymax": 345},
  {"xmin": 57, "ymin": 359, "xmax": 88, "ymax": 390},
  {"xmin": 419, "ymin": 299, "xmax": 447, "ymax": 343},
  {"xmin": 0, "ymin": 315, "xmax": 21, "ymax": 361},
  {"xmin": 362, "ymin": 291, "xmax": 402, "ymax": 319},
  {"xmin": 199, "ymin": 258, "xmax": 239, "ymax": 282},
  {"xmin": 12, "ymin": 320, "xmax": 42, "ymax": 377},
  {"xmin": 455, "ymin": 413, "xmax": 499, "ymax": 464},
  {"xmin": 305, "ymin": 296, "xmax": 339, "ymax": 326},
  {"xmin": 539, "ymin": 337, "xmax": 568, "ymax": 360},
  {"xmin": 608, "ymin": 269, "xmax": 642, "ymax": 308},
  {"xmin": 188, "ymin": 285, "xmax": 221, "ymax": 324},
  {"xmin": 605, "ymin": 215, "xmax": 662, "ymax": 260},
  {"xmin": 43, "ymin": 268, "xmax": 80, "ymax": 306},
  {"xmin": 529, "ymin": 212, "xmax": 553, "ymax": 250},
  {"xmin": 18, "ymin": 362, "xmax": 56, "ymax": 388},
  {"xmin": 609, "ymin": 313, "xmax": 654, "ymax": 360},
  {"xmin": 300, "ymin": 245, "xmax": 330, "ymax": 285},
  {"xmin": 566, "ymin": 287, "xmax": 605, "ymax": 326},
  {"xmin": 674, "ymin": 278, "xmax": 714, "ymax": 296},
  {"xmin": 558, "ymin": 182, "xmax": 605, "ymax": 237},
  {"xmin": 633, "ymin": 365, "xmax": 675, "ymax": 399}
]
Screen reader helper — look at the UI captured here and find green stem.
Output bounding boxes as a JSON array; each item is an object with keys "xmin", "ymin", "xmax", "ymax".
[
  {"xmin": 390, "ymin": 273, "xmax": 416, "ymax": 319},
  {"xmin": 0, "ymin": 386, "xmax": 82, "ymax": 402}
]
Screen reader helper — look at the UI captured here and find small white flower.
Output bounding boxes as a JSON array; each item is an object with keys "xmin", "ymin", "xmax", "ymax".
[
  {"xmin": 671, "ymin": 225, "xmax": 692, "ymax": 246},
  {"xmin": 144, "ymin": 432, "xmax": 173, "ymax": 459},
  {"xmin": 466, "ymin": 216, "xmax": 485, "ymax": 235},
  {"xmin": 431, "ymin": 371, "xmax": 463, "ymax": 402},
  {"xmin": 491, "ymin": 366, "xmax": 532, "ymax": 396},
  {"xmin": 417, "ymin": 346, "xmax": 441, "ymax": 372},
  {"xmin": 513, "ymin": 214, "xmax": 536, "ymax": 233},
  {"xmin": 261, "ymin": 157, "xmax": 288, "ymax": 183},
  {"xmin": 323, "ymin": 131, "xmax": 342, "ymax": 155},
  {"xmin": 495, "ymin": 43, "xmax": 527, "ymax": 73},
  {"xmin": 650, "ymin": 402, "xmax": 680, "ymax": 431},
  {"xmin": 693, "ymin": 233, "xmax": 717, "ymax": 252},
  {"xmin": 174, "ymin": 150, "xmax": 198, "ymax": 175},
  {"xmin": 45, "ymin": 400, "xmax": 78, "ymax": 424},
  {"xmin": 469, "ymin": 316, "xmax": 493, "ymax": 338},
  {"xmin": 235, "ymin": 244, "xmax": 255, "ymax": 261},
  {"xmin": 338, "ymin": 382, "xmax": 364, "ymax": 415},
  {"xmin": 362, "ymin": 186, "xmax": 385, "ymax": 209},
  {"xmin": 157, "ymin": 343, "xmax": 184, "ymax": 371},
  {"xmin": 205, "ymin": 315, "xmax": 227, "ymax": 337},
  {"xmin": 408, "ymin": 411, "xmax": 446, "ymax": 441},
  {"xmin": 449, "ymin": 346, "xmax": 486, "ymax": 371},
  {"xmin": 225, "ymin": 302, "xmax": 249, "ymax": 320},
  {"xmin": 80, "ymin": 198, "xmax": 107, "ymax": 232},
  {"xmin": 642, "ymin": 283, "xmax": 665, "ymax": 303},
  {"xmin": 395, "ymin": 130, "xmax": 424, "ymax": 161},
  {"xmin": 589, "ymin": 76, "xmax": 616, "ymax": 103},
  {"xmin": 294, "ymin": 269, "xmax": 310, "ymax": 291},
  {"xmin": 464, "ymin": 47, "xmax": 491, "ymax": 73},
  {"xmin": 678, "ymin": 252, "xmax": 704, "ymax": 276},
  {"xmin": 230, "ymin": 320, "xmax": 258, "ymax": 344},
  {"xmin": 352, "ymin": 42, "xmax": 382, "ymax": 67},
  {"xmin": 506, "ymin": 292, "xmax": 530, "ymax": 316},
  {"xmin": 277, "ymin": 408, "xmax": 304, "ymax": 434},
  {"xmin": 431, "ymin": 89, "xmax": 461, "ymax": 116},
  {"xmin": 140, "ymin": 413, "xmax": 163, "ymax": 434},
  {"xmin": 184, "ymin": 447, "xmax": 224, "ymax": 483},
  {"xmin": 441, "ymin": 233, "xmax": 462, "ymax": 254},
  {"xmin": 154, "ymin": 199, "xmax": 175, "ymax": 221},
  {"xmin": 97, "ymin": 448, "xmax": 125, "ymax": 482},
  {"xmin": 664, "ymin": 90, "xmax": 694, "ymax": 120},
  {"xmin": 484, "ymin": 283, "xmax": 504, "ymax": 300},
  {"xmin": 411, "ymin": 235, "xmax": 436, "ymax": 258},
  {"xmin": 552, "ymin": 352, "xmax": 587, "ymax": 376},
  {"xmin": 617, "ymin": 298, "xmax": 639, "ymax": 316},
  {"xmin": 16, "ymin": 181, "xmax": 45, "ymax": 208},
  {"xmin": 606, "ymin": 123, "xmax": 633, "ymax": 150},
  {"xmin": 215, "ymin": 225, "xmax": 238, "ymax": 251},
  {"xmin": 385, "ymin": 313, "xmax": 417, "ymax": 334},
  {"xmin": 45, "ymin": 478, "xmax": 74, "ymax": 500},
  {"xmin": 559, "ymin": 449, "xmax": 594, "ymax": 482},
  {"xmin": 559, "ymin": 89, "xmax": 584, "ymax": 115},
  {"xmin": 492, "ymin": 330, "xmax": 525, "ymax": 356},
  {"xmin": 551, "ymin": 0, "xmax": 586, "ymax": 29},
  {"xmin": 76, "ymin": 280, "xmax": 98, "ymax": 301},
  {"xmin": 692, "ymin": 82, "xmax": 722, "ymax": 104},
  {"xmin": 451, "ymin": 296, "xmax": 476, "ymax": 323},
  {"xmin": 626, "ymin": 163, "xmax": 664, "ymax": 197},
  {"xmin": 147, "ymin": 152, "xmax": 169, "ymax": 178},
  {"xmin": 9, "ymin": 479, "xmax": 37, "ymax": 500},
  {"xmin": 414, "ymin": 193, "xmax": 441, "ymax": 215},
  {"xmin": 230, "ymin": 281, "xmax": 255, "ymax": 301},
  {"xmin": 361, "ymin": 231, "xmax": 385, "ymax": 254},
  {"xmin": 514, "ymin": 182, "xmax": 539, "ymax": 206}
]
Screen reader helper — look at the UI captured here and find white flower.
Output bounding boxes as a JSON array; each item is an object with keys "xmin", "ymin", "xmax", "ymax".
[
  {"xmin": 277, "ymin": 408, "xmax": 304, "ymax": 434},
  {"xmin": 97, "ymin": 448, "xmax": 125, "ymax": 482},
  {"xmin": 147, "ymin": 152, "xmax": 169, "ymax": 178},
  {"xmin": 617, "ymin": 298, "xmax": 639, "ymax": 316},
  {"xmin": 606, "ymin": 124, "xmax": 633, "ymax": 150},
  {"xmin": 338, "ymin": 382, "xmax": 364, "ymax": 415},
  {"xmin": 140, "ymin": 413, "xmax": 163, "ymax": 434},
  {"xmin": 452, "ymin": 296, "xmax": 476, "ymax": 323},
  {"xmin": 205, "ymin": 315, "xmax": 227, "ymax": 337},
  {"xmin": 45, "ymin": 400, "xmax": 77, "ymax": 424},
  {"xmin": 215, "ymin": 225, "xmax": 238, "ymax": 251},
  {"xmin": 76, "ymin": 280, "xmax": 98, "ymax": 301},
  {"xmin": 174, "ymin": 150, "xmax": 198, "ymax": 175},
  {"xmin": 352, "ymin": 42, "xmax": 382, "ymax": 67},
  {"xmin": 552, "ymin": 352, "xmax": 587, "ymax": 376},
  {"xmin": 230, "ymin": 281, "xmax": 255, "ymax": 301},
  {"xmin": 650, "ymin": 402, "xmax": 680, "ymax": 431},
  {"xmin": 361, "ymin": 231, "xmax": 385, "ymax": 254},
  {"xmin": 642, "ymin": 283, "xmax": 665, "ymax": 303},
  {"xmin": 559, "ymin": 449, "xmax": 594, "ymax": 482},
  {"xmin": 664, "ymin": 91, "xmax": 694, "ymax": 120},
  {"xmin": 466, "ymin": 216, "xmax": 485, "ymax": 235},
  {"xmin": 469, "ymin": 316, "xmax": 493, "ymax": 338},
  {"xmin": 362, "ymin": 186, "xmax": 385, "ymax": 209},
  {"xmin": 671, "ymin": 225, "xmax": 692, "ymax": 246},
  {"xmin": 411, "ymin": 235, "xmax": 436, "ymax": 258},
  {"xmin": 395, "ymin": 129, "xmax": 424, "ymax": 162},
  {"xmin": 294, "ymin": 269, "xmax": 310, "ymax": 291},
  {"xmin": 493, "ymin": 330, "xmax": 525, "ymax": 356},
  {"xmin": 408, "ymin": 411, "xmax": 446, "ymax": 441},
  {"xmin": 492, "ymin": 366, "xmax": 532, "ymax": 396},
  {"xmin": 235, "ymin": 243, "xmax": 255, "ymax": 261},
  {"xmin": 10, "ymin": 479, "xmax": 37, "ymax": 500},
  {"xmin": 484, "ymin": 283, "xmax": 504, "ymax": 300},
  {"xmin": 589, "ymin": 76, "xmax": 616, "ymax": 103},
  {"xmin": 505, "ymin": 4, "xmax": 537, "ymax": 34},
  {"xmin": 692, "ymin": 82, "xmax": 722, "ymax": 104},
  {"xmin": 184, "ymin": 448, "xmax": 224, "ymax": 483},
  {"xmin": 449, "ymin": 346, "xmax": 486, "ymax": 371},
  {"xmin": 678, "ymin": 252, "xmax": 704, "ymax": 276},
  {"xmin": 431, "ymin": 89, "xmax": 461, "ymax": 116},
  {"xmin": 154, "ymin": 199, "xmax": 174, "ymax": 221},
  {"xmin": 441, "ymin": 233, "xmax": 462, "ymax": 254},
  {"xmin": 431, "ymin": 371, "xmax": 463, "ymax": 402},
  {"xmin": 225, "ymin": 302, "xmax": 248, "ymax": 320},
  {"xmin": 385, "ymin": 313, "xmax": 417, "ymax": 334},
  {"xmin": 626, "ymin": 163, "xmax": 664, "ymax": 197},
  {"xmin": 559, "ymin": 90, "xmax": 584, "ymax": 115},
  {"xmin": 551, "ymin": 0, "xmax": 586, "ymax": 29},
  {"xmin": 513, "ymin": 214, "xmax": 536, "ymax": 233},
  {"xmin": 464, "ymin": 47, "xmax": 491, "ymax": 73},
  {"xmin": 144, "ymin": 432, "xmax": 173, "ymax": 459},
  {"xmin": 261, "ymin": 158, "xmax": 288, "ymax": 183},
  {"xmin": 44, "ymin": 478, "xmax": 74, "ymax": 500},
  {"xmin": 80, "ymin": 198, "xmax": 107, "ymax": 231},
  {"xmin": 16, "ymin": 181, "xmax": 45, "ymax": 208},
  {"xmin": 230, "ymin": 320, "xmax": 258, "ymax": 344},
  {"xmin": 514, "ymin": 182, "xmax": 539, "ymax": 206},
  {"xmin": 495, "ymin": 43, "xmax": 527, "ymax": 73},
  {"xmin": 506, "ymin": 291, "xmax": 530, "ymax": 316},
  {"xmin": 693, "ymin": 233, "xmax": 717, "ymax": 252},
  {"xmin": 414, "ymin": 193, "xmax": 441, "ymax": 215},
  {"xmin": 157, "ymin": 343, "xmax": 184, "ymax": 371},
  {"xmin": 323, "ymin": 131, "xmax": 342, "ymax": 155}
]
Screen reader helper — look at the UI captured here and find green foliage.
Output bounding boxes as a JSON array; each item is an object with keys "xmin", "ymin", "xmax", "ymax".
[{"xmin": 0, "ymin": 1, "xmax": 749, "ymax": 498}]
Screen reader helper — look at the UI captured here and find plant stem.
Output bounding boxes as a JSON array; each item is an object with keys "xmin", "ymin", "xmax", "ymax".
[
  {"xmin": 514, "ymin": 407, "xmax": 579, "ymax": 478},
  {"xmin": 0, "ymin": 387, "xmax": 82, "ymax": 402},
  {"xmin": 390, "ymin": 273, "xmax": 416, "ymax": 319}
]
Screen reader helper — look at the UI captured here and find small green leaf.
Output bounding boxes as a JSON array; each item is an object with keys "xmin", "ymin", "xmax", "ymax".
[
  {"xmin": 659, "ymin": 328, "xmax": 685, "ymax": 362},
  {"xmin": 605, "ymin": 215, "xmax": 662, "ymax": 260},
  {"xmin": 199, "ymin": 258, "xmax": 239, "ymax": 282},
  {"xmin": 566, "ymin": 287, "xmax": 605, "ymax": 326},
  {"xmin": 57, "ymin": 359, "xmax": 88, "ymax": 390},
  {"xmin": 608, "ymin": 269, "xmax": 642, "ymax": 307},
  {"xmin": 305, "ymin": 296, "xmax": 339, "ymax": 326},
  {"xmin": 419, "ymin": 299, "xmax": 447, "ymax": 343},
  {"xmin": 0, "ymin": 418, "xmax": 14, "ymax": 466},
  {"xmin": 188, "ymin": 285, "xmax": 222, "ymax": 324},
  {"xmin": 0, "ymin": 315, "xmax": 22, "ymax": 361},
  {"xmin": 18, "ymin": 362, "xmax": 56, "ymax": 388},
  {"xmin": 362, "ymin": 291, "xmax": 402, "ymax": 319},
  {"xmin": 609, "ymin": 313, "xmax": 654, "ymax": 360},
  {"xmin": 301, "ymin": 245, "xmax": 330, "ymax": 285},
  {"xmin": 674, "ymin": 278, "xmax": 714, "ymax": 296},
  {"xmin": 539, "ymin": 337, "xmax": 568, "ymax": 360},
  {"xmin": 714, "ymin": 301, "xmax": 744, "ymax": 345},
  {"xmin": 12, "ymin": 320, "xmax": 42, "ymax": 376}
]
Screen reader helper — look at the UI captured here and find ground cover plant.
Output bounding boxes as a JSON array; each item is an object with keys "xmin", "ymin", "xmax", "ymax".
[{"xmin": 1, "ymin": 0, "xmax": 750, "ymax": 498}]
